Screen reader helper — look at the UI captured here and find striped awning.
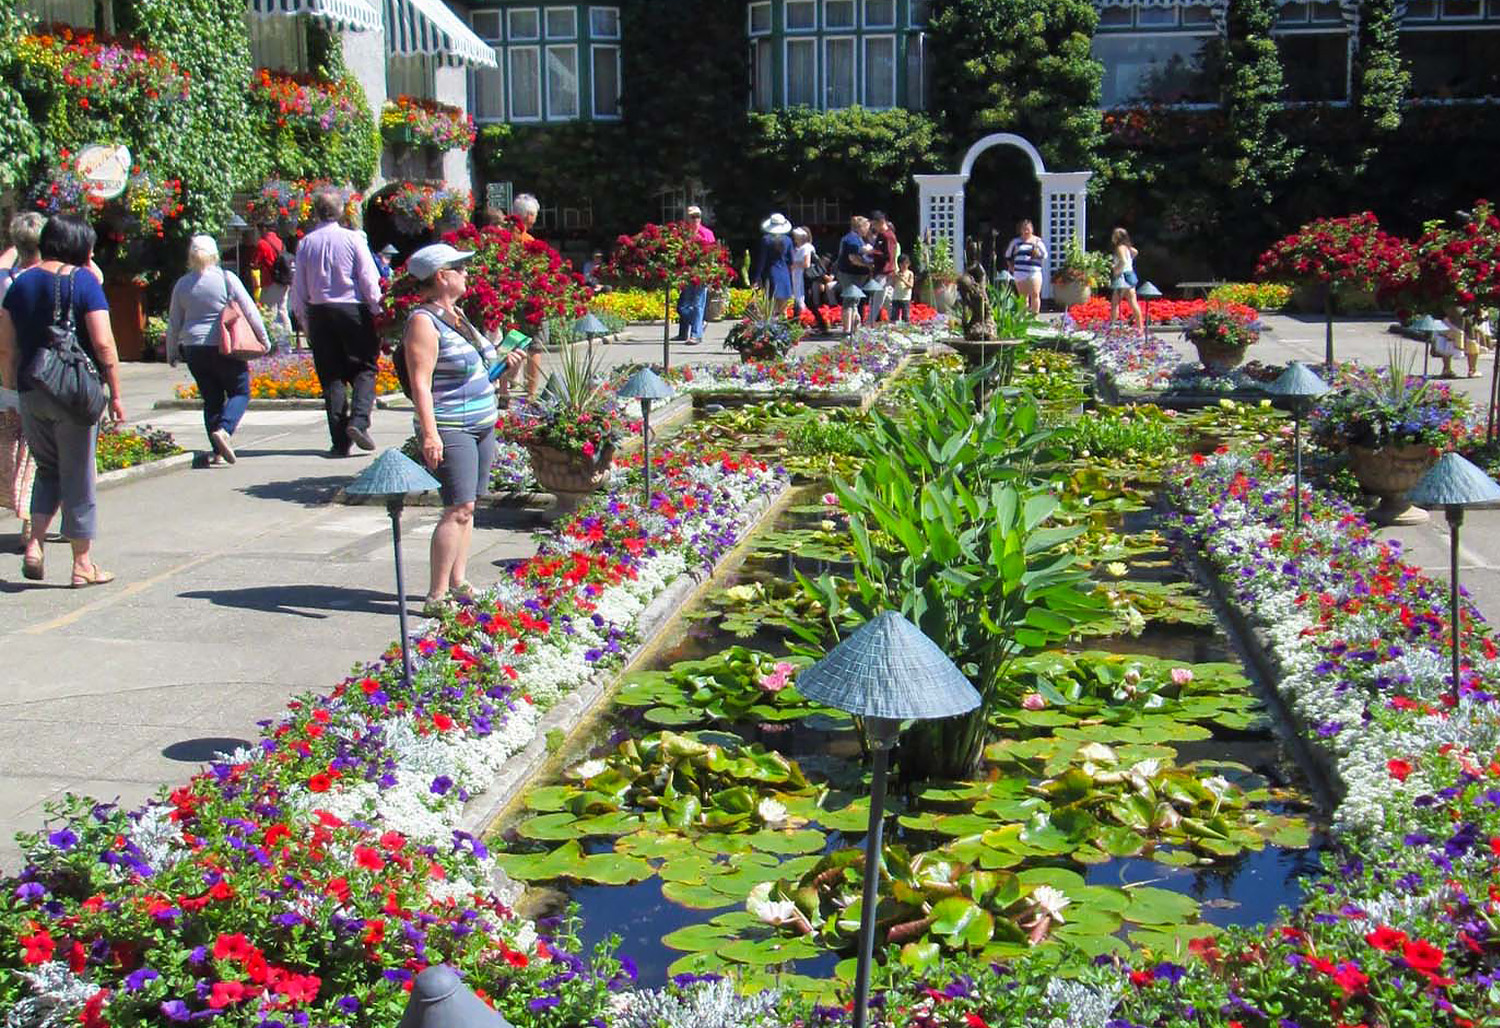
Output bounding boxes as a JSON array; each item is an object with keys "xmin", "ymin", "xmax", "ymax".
[
  {"xmin": 249, "ymin": 0, "xmax": 383, "ymax": 32},
  {"xmin": 384, "ymin": 0, "xmax": 498, "ymax": 68}
]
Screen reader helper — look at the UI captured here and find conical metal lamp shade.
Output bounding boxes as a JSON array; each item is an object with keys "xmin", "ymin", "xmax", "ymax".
[
  {"xmin": 841, "ymin": 284, "xmax": 866, "ymax": 301},
  {"xmin": 1408, "ymin": 453, "xmax": 1500, "ymax": 508},
  {"xmin": 398, "ymin": 965, "xmax": 511, "ymax": 1028},
  {"xmin": 1264, "ymin": 361, "xmax": 1331, "ymax": 399},
  {"xmin": 575, "ymin": 314, "xmax": 609, "ymax": 337},
  {"xmin": 1137, "ymin": 281, "xmax": 1162, "ymax": 299},
  {"xmin": 1409, "ymin": 314, "xmax": 1447, "ymax": 334},
  {"xmin": 796, "ymin": 611, "xmax": 980, "ymax": 721},
  {"xmin": 345, "ymin": 449, "xmax": 441, "ymax": 497},
  {"xmin": 618, "ymin": 366, "xmax": 674, "ymax": 401}
]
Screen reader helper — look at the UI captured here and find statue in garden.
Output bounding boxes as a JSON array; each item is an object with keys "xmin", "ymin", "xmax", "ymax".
[{"xmin": 956, "ymin": 262, "xmax": 994, "ymax": 341}]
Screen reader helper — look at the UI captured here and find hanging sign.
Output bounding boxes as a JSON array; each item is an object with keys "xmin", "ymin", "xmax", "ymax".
[
  {"xmin": 485, "ymin": 181, "xmax": 513, "ymax": 217},
  {"xmin": 76, "ymin": 144, "xmax": 132, "ymax": 200}
]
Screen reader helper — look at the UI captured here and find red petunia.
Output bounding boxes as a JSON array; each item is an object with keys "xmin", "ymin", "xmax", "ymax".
[
  {"xmin": 19, "ymin": 929, "xmax": 54, "ymax": 965},
  {"xmin": 208, "ymin": 980, "xmax": 248, "ymax": 1009},
  {"xmin": 1401, "ymin": 938, "xmax": 1445, "ymax": 972},
  {"xmin": 1364, "ymin": 925, "xmax": 1407, "ymax": 951},
  {"xmin": 353, "ymin": 845, "xmax": 385, "ymax": 871},
  {"xmin": 1387, "ymin": 758, "xmax": 1413, "ymax": 782}
]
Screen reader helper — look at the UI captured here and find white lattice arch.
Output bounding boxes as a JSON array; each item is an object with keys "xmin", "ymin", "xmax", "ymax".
[{"xmin": 916, "ymin": 133, "xmax": 1091, "ymax": 300}]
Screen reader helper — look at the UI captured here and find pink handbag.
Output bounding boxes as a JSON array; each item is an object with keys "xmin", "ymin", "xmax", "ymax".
[{"xmin": 217, "ymin": 272, "xmax": 267, "ymax": 360}]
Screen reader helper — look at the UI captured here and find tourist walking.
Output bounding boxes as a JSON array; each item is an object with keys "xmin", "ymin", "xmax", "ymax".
[
  {"xmin": 752, "ymin": 214, "xmax": 794, "ymax": 305},
  {"xmin": 1004, "ymin": 219, "xmax": 1047, "ymax": 316},
  {"xmin": 250, "ymin": 223, "xmax": 294, "ymax": 345},
  {"xmin": 1110, "ymin": 227, "xmax": 1143, "ymax": 336},
  {"xmin": 167, "ymin": 235, "xmax": 270, "ymax": 466},
  {"xmin": 0, "ymin": 213, "xmax": 42, "ymax": 543},
  {"xmin": 0, "ymin": 214, "xmax": 125, "ymax": 587},
  {"xmin": 675, "ymin": 206, "xmax": 716, "ymax": 346},
  {"xmin": 803, "ymin": 250, "xmax": 837, "ymax": 336},
  {"xmin": 290, "ymin": 189, "xmax": 384, "ymax": 457},
  {"xmin": 498, "ymin": 194, "xmax": 546, "ymax": 402},
  {"xmin": 865, "ymin": 211, "xmax": 898, "ymax": 325},
  {"xmin": 789, "ymin": 227, "xmax": 815, "ymax": 322},
  {"xmin": 399, "ymin": 244, "xmax": 522, "ymax": 615},
  {"xmin": 890, "ymin": 253, "xmax": 914, "ymax": 322},
  {"xmin": 835, "ymin": 215, "xmax": 871, "ymax": 335}
]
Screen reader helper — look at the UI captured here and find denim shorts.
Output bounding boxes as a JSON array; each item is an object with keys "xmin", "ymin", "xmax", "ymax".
[{"xmin": 1122, "ymin": 270, "xmax": 1139, "ymax": 289}]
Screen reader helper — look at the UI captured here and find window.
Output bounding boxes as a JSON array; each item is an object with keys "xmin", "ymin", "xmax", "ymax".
[
  {"xmin": 592, "ymin": 44, "xmax": 620, "ymax": 118},
  {"xmin": 905, "ymin": 31, "xmax": 928, "ymax": 109},
  {"xmin": 508, "ymin": 8, "xmax": 540, "ymax": 40},
  {"xmin": 1402, "ymin": 29, "xmax": 1500, "ymax": 97},
  {"xmin": 23, "ymin": 0, "xmax": 105, "ymax": 29},
  {"xmin": 1136, "ymin": 5, "xmax": 1177, "ymax": 26},
  {"xmin": 825, "ymin": 0, "xmax": 856, "ymax": 29},
  {"xmin": 863, "ymin": 0, "xmax": 895, "ymax": 27},
  {"xmin": 470, "ymin": 11, "xmax": 504, "ymax": 121},
  {"xmin": 546, "ymin": 7, "xmax": 576, "ymax": 38},
  {"xmin": 1403, "ymin": 0, "xmax": 1437, "ymax": 18},
  {"xmin": 509, "ymin": 46, "xmax": 542, "ymax": 119},
  {"xmin": 1092, "ymin": 34, "xmax": 1218, "ymax": 106},
  {"xmin": 787, "ymin": 0, "xmax": 817, "ymax": 30},
  {"xmin": 863, "ymin": 35, "xmax": 895, "ymax": 106},
  {"xmin": 751, "ymin": 38, "xmax": 775, "ymax": 109},
  {"xmin": 248, "ymin": 13, "xmax": 306, "ymax": 73},
  {"xmin": 749, "ymin": 1, "xmax": 772, "ymax": 34},
  {"xmin": 1096, "ymin": 6, "xmax": 1132, "ymax": 27},
  {"xmin": 787, "ymin": 37, "xmax": 818, "ymax": 105},
  {"xmin": 590, "ymin": 6, "xmax": 620, "ymax": 37},
  {"xmin": 546, "ymin": 44, "xmax": 579, "ymax": 119},
  {"xmin": 909, "ymin": 0, "xmax": 930, "ymax": 25},
  {"xmin": 1181, "ymin": 4, "xmax": 1215, "ymax": 24},
  {"xmin": 471, "ymin": 10, "xmax": 502, "ymax": 40},
  {"xmin": 1445, "ymin": 0, "xmax": 1483, "ymax": 16},
  {"xmin": 824, "ymin": 36, "xmax": 856, "ymax": 107},
  {"xmin": 1277, "ymin": 33, "xmax": 1346, "ymax": 101}
]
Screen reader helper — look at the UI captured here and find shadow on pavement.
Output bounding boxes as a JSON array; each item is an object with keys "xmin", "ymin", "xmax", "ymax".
[
  {"xmin": 178, "ymin": 584, "xmax": 402, "ymax": 618},
  {"xmin": 239, "ymin": 475, "xmax": 350, "ymax": 507},
  {"xmin": 162, "ymin": 737, "xmax": 254, "ymax": 762}
]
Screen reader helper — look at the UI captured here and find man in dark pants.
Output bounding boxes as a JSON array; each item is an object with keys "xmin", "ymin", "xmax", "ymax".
[{"xmin": 290, "ymin": 189, "xmax": 383, "ymax": 456}]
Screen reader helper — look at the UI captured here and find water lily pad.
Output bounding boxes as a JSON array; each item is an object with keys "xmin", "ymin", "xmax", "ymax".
[
  {"xmin": 523, "ymin": 786, "xmax": 573, "ymax": 812},
  {"xmin": 645, "ymin": 706, "xmax": 706, "ymax": 727},
  {"xmin": 662, "ymin": 922, "xmax": 737, "ymax": 952},
  {"xmin": 658, "ymin": 854, "xmax": 717, "ymax": 885},
  {"xmin": 662, "ymin": 880, "xmax": 739, "ymax": 910},
  {"xmin": 1127, "ymin": 923, "xmax": 1219, "ymax": 955},
  {"xmin": 719, "ymin": 936, "xmax": 821, "ymax": 966},
  {"xmin": 1017, "ymin": 867, "xmax": 1087, "ymax": 892},
  {"xmin": 615, "ymin": 833, "xmax": 695, "ymax": 860},
  {"xmin": 516, "ymin": 812, "xmax": 584, "ymax": 841},
  {"xmin": 748, "ymin": 828, "xmax": 827, "ymax": 854},
  {"xmin": 1124, "ymin": 886, "xmax": 1201, "ymax": 925},
  {"xmin": 574, "ymin": 811, "xmax": 642, "ymax": 836},
  {"xmin": 576, "ymin": 851, "xmax": 655, "ymax": 885},
  {"xmin": 667, "ymin": 951, "xmax": 726, "ymax": 976},
  {"xmin": 492, "ymin": 840, "xmax": 584, "ymax": 881}
]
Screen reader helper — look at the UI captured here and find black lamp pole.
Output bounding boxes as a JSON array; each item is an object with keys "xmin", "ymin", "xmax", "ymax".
[
  {"xmin": 1292, "ymin": 403, "xmax": 1304, "ymax": 528},
  {"xmin": 663, "ymin": 285, "xmax": 672, "ymax": 371},
  {"xmin": 851, "ymin": 722, "xmax": 896, "ymax": 1028},
  {"xmin": 388, "ymin": 497, "xmax": 414, "ymax": 685},
  {"xmin": 640, "ymin": 397, "xmax": 654, "ymax": 506},
  {"xmin": 1447, "ymin": 505, "xmax": 1463, "ymax": 703}
]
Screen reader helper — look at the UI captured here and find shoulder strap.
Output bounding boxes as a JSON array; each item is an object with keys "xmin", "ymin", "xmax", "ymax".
[
  {"xmin": 52, "ymin": 267, "xmax": 78, "ymax": 331},
  {"xmin": 415, "ymin": 304, "xmax": 492, "ymax": 365}
]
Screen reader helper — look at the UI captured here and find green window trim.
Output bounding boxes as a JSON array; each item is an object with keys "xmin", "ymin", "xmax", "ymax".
[{"xmin": 468, "ymin": 2, "xmax": 622, "ymax": 122}]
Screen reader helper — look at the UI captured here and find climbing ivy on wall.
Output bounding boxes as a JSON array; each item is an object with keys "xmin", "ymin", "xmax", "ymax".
[
  {"xmin": 296, "ymin": 23, "xmax": 380, "ymax": 189},
  {"xmin": 1212, "ymin": 0, "xmax": 1300, "ymax": 203},
  {"xmin": 0, "ymin": 4, "xmax": 40, "ymax": 192},
  {"xmin": 1353, "ymin": 0, "xmax": 1408, "ymax": 140}
]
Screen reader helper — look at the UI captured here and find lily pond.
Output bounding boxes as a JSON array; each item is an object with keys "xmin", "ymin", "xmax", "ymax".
[{"xmin": 491, "ymin": 358, "xmax": 1323, "ymax": 997}]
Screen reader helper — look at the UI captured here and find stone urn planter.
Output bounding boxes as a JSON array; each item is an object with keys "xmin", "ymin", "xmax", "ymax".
[
  {"xmin": 1052, "ymin": 279, "xmax": 1092, "ymax": 310},
  {"xmin": 527, "ymin": 442, "xmax": 615, "ymax": 520},
  {"xmin": 1347, "ymin": 442, "xmax": 1437, "ymax": 525},
  {"xmin": 1189, "ymin": 337, "xmax": 1251, "ymax": 376},
  {"xmin": 705, "ymin": 287, "xmax": 727, "ymax": 322}
]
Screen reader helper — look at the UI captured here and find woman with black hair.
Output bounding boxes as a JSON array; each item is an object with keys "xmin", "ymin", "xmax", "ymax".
[{"xmin": 0, "ymin": 214, "xmax": 124, "ymax": 587}]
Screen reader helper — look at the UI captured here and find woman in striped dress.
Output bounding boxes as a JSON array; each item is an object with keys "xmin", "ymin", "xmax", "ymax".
[
  {"xmin": 400, "ymin": 244, "xmax": 521, "ymax": 614},
  {"xmin": 1004, "ymin": 219, "xmax": 1047, "ymax": 316}
]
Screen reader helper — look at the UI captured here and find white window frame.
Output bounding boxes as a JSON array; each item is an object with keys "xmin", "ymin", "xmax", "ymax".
[
  {"xmin": 785, "ymin": 0, "xmax": 818, "ymax": 31},
  {"xmin": 748, "ymin": 1, "xmax": 772, "ymax": 35},
  {"xmin": 908, "ymin": 0, "xmax": 930, "ymax": 26},
  {"xmin": 784, "ymin": 36, "xmax": 820, "ymax": 107},
  {"xmin": 862, "ymin": 0, "xmax": 896, "ymax": 29},
  {"xmin": 470, "ymin": 9, "xmax": 502, "ymax": 41},
  {"xmin": 1135, "ymin": 5, "xmax": 1179, "ymax": 27},
  {"xmin": 862, "ymin": 33, "xmax": 897, "ymax": 107},
  {"xmin": 823, "ymin": 34, "xmax": 857, "ymax": 108},
  {"xmin": 507, "ymin": 45, "xmax": 543, "ymax": 121},
  {"xmin": 508, "ymin": 7, "xmax": 541, "ymax": 40},
  {"xmin": 589, "ymin": 5, "xmax": 621, "ymax": 38},
  {"xmin": 545, "ymin": 6, "xmax": 577, "ymax": 39},
  {"xmin": 591, "ymin": 43, "xmax": 622, "ymax": 119},
  {"xmin": 544, "ymin": 42, "xmax": 580, "ymax": 121},
  {"xmin": 824, "ymin": 0, "xmax": 857, "ymax": 30}
]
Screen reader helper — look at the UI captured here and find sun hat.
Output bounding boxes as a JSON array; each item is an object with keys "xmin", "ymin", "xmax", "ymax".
[
  {"xmin": 406, "ymin": 243, "xmax": 475, "ymax": 281},
  {"xmin": 686, "ymin": 205, "xmax": 703, "ymax": 217},
  {"xmin": 760, "ymin": 213, "xmax": 792, "ymax": 235}
]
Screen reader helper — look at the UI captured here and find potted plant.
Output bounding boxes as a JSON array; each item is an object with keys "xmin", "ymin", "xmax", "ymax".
[
  {"xmin": 1311, "ymin": 353, "xmax": 1472, "ymax": 524},
  {"xmin": 1183, "ymin": 305, "xmax": 1264, "ymax": 374},
  {"xmin": 724, "ymin": 289, "xmax": 805, "ymax": 362},
  {"xmin": 380, "ymin": 96, "xmax": 477, "ymax": 152},
  {"xmin": 1050, "ymin": 240, "xmax": 1109, "ymax": 309},
  {"xmin": 498, "ymin": 343, "xmax": 626, "ymax": 518},
  {"xmin": 599, "ymin": 221, "xmax": 734, "ymax": 369},
  {"xmin": 915, "ymin": 232, "xmax": 958, "ymax": 313},
  {"xmin": 369, "ymin": 181, "xmax": 473, "ymax": 236}
]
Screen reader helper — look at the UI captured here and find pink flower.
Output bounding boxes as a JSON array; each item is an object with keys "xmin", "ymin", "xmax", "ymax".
[
  {"xmin": 822, "ymin": 492, "xmax": 838, "ymax": 505},
  {"xmin": 1169, "ymin": 667, "xmax": 1194, "ymax": 686},
  {"xmin": 1020, "ymin": 693, "xmax": 1047, "ymax": 710},
  {"xmin": 581, "ymin": 441, "xmax": 596, "ymax": 458}
]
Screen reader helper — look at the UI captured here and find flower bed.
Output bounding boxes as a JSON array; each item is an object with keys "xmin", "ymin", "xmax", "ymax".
[
  {"xmin": 95, "ymin": 423, "xmax": 181, "ymax": 473},
  {"xmin": 656, "ymin": 326, "xmax": 910, "ymax": 399},
  {"xmin": 381, "ymin": 96, "xmax": 476, "ymax": 151},
  {"xmin": 1067, "ymin": 297, "xmax": 1258, "ymax": 329},
  {"xmin": 0, "ymin": 446, "xmax": 784, "ymax": 1025},
  {"xmin": 173, "ymin": 353, "xmax": 401, "ymax": 401},
  {"xmin": 14, "ymin": 26, "xmax": 191, "ymax": 118}
]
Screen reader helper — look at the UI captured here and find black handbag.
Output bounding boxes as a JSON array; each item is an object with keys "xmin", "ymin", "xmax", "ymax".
[{"xmin": 21, "ymin": 269, "xmax": 107, "ymax": 425}]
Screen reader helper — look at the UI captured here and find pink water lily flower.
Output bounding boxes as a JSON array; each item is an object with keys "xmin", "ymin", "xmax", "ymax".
[
  {"xmin": 1170, "ymin": 667, "xmax": 1194, "ymax": 686},
  {"xmin": 759, "ymin": 661, "xmax": 798, "ymax": 692},
  {"xmin": 1020, "ymin": 693, "xmax": 1047, "ymax": 710}
]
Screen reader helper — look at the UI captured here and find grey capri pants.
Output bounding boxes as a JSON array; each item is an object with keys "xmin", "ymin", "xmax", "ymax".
[
  {"xmin": 434, "ymin": 425, "xmax": 496, "ymax": 506},
  {"xmin": 20, "ymin": 391, "xmax": 99, "ymax": 540}
]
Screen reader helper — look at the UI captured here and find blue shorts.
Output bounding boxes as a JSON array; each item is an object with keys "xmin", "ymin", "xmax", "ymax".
[{"xmin": 1121, "ymin": 270, "xmax": 1139, "ymax": 289}]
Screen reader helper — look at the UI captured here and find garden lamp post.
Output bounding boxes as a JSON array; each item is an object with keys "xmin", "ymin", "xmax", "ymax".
[
  {"xmin": 617, "ymin": 366, "xmax": 673, "ymax": 507},
  {"xmin": 226, "ymin": 213, "xmax": 247, "ymax": 277},
  {"xmin": 795, "ymin": 612, "xmax": 980, "ymax": 1028},
  {"xmin": 841, "ymin": 283, "xmax": 866, "ymax": 329},
  {"xmin": 575, "ymin": 312, "xmax": 609, "ymax": 361},
  {"xmin": 380, "ymin": 243, "xmax": 399, "ymax": 261},
  {"xmin": 344, "ymin": 450, "xmax": 441, "ymax": 686},
  {"xmin": 1263, "ymin": 362, "xmax": 1330, "ymax": 529},
  {"xmin": 1408, "ymin": 314, "xmax": 1447, "ymax": 380},
  {"xmin": 1137, "ymin": 281, "xmax": 1162, "ymax": 343},
  {"xmin": 1407, "ymin": 454, "xmax": 1500, "ymax": 702},
  {"xmin": 1488, "ymin": 311, "xmax": 1500, "ymax": 445},
  {"xmin": 399, "ymin": 965, "xmax": 512, "ymax": 1028}
]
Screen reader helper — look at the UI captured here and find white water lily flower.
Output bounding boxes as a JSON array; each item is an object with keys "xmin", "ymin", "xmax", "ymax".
[
  {"xmin": 1202, "ymin": 775, "xmax": 1232, "ymax": 797},
  {"xmin": 747, "ymin": 881, "xmax": 800, "ymax": 925},
  {"xmin": 569, "ymin": 759, "xmax": 607, "ymax": 780},
  {"xmin": 757, "ymin": 797, "xmax": 788, "ymax": 825},
  {"xmin": 1027, "ymin": 885, "xmax": 1070, "ymax": 923}
]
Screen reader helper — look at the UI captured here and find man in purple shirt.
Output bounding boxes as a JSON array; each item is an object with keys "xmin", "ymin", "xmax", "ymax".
[{"xmin": 290, "ymin": 189, "xmax": 384, "ymax": 456}]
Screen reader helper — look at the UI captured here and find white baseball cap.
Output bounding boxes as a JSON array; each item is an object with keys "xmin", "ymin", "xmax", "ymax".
[{"xmin": 405, "ymin": 243, "xmax": 475, "ymax": 281}]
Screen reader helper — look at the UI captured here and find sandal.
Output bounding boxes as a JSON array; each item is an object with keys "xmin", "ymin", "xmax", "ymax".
[
  {"xmin": 420, "ymin": 596, "xmax": 452, "ymax": 618},
  {"xmin": 21, "ymin": 552, "xmax": 43, "ymax": 581},
  {"xmin": 71, "ymin": 564, "xmax": 115, "ymax": 589},
  {"xmin": 448, "ymin": 581, "xmax": 476, "ymax": 601}
]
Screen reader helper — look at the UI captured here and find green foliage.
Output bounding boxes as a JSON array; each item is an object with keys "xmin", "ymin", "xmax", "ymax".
[
  {"xmin": 95, "ymin": 423, "xmax": 182, "ymax": 472},
  {"xmin": 1213, "ymin": 0, "xmax": 1300, "ymax": 204},
  {"xmin": 1353, "ymin": 0, "xmax": 1408, "ymax": 140},
  {"xmin": 745, "ymin": 107, "xmax": 942, "ymax": 201},
  {"xmin": 0, "ymin": 4, "xmax": 39, "ymax": 189},
  {"xmin": 253, "ymin": 28, "xmax": 379, "ymax": 188},
  {"xmin": 929, "ymin": 0, "xmax": 1104, "ymax": 173}
]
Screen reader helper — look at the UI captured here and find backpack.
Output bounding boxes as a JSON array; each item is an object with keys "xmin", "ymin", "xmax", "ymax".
[{"xmin": 270, "ymin": 245, "xmax": 294, "ymax": 286}]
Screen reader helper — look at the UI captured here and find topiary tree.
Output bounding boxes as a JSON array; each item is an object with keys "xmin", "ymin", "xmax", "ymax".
[
  {"xmin": 928, "ymin": 0, "xmax": 1104, "ymax": 173},
  {"xmin": 1213, "ymin": 0, "xmax": 1300, "ymax": 205},
  {"xmin": 1354, "ymin": 0, "xmax": 1408, "ymax": 140}
]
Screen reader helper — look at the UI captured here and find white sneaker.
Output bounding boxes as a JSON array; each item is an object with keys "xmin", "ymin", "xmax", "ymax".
[{"xmin": 210, "ymin": 429, "xmax": 237, "ymax": 464}]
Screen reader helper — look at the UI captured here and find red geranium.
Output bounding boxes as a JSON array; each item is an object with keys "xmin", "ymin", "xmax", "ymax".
[
  {"xmin": 1380, "ymin": 200, "xmax": 1500, "ymax": 320},
  {"xmin": 599, "ymin": 222, "xmax": 733, "ymax": 292},
  {"xmin": 1256, "ymin": 212, "xmax": 1409, "ymax": 293}
]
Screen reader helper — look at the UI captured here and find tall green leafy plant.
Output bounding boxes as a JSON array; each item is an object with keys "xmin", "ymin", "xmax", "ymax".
[
  {"xmin": 1213, "ymin": 0, "xmax": 1300, "ymax": 205},
  {"xmin": 799, "ymin": 372, "xmax": 1106, "ymax": 779}
]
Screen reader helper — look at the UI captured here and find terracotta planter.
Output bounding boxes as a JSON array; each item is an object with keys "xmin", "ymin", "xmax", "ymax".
[
  {"xmin": 1347, "ymin": 442, "xmax": 1437, "ymax": 525},
  {"xmin": 526, "ymin": 442, "xmax": 615, "ymax": 520},
  {"xmin": 1190, "ymin": 335, "xmax": 1250, "ymax": 375},
  {"xmin": 104, "ymin": 282, "xmax": 146, "ymax": 362},
  {"xmin": 1052, "ymin": 280, "xmax": 1092, "ymax": 309}
]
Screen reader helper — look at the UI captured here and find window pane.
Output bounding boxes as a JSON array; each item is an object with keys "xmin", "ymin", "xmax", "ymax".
[
  {"xmin": 749, "ymin": 1, "xmax": 771, "ymax": 33},
  {"xmin": 751, "ymin": 39, "xmax": 774, "ymax": 109},
  {"xmin": 1308, "ymin": 1, "xmax": 1343, "ymax": 21},
  {"xmin": 546, "ymin": 7, "xmax": 576, "ymax": 38},
  {"xmin": 825, "ymin": 0, "xmax": 855, "ymax": 28},
  {"xmin": 1401, "ymin": 28, "xmax": 1500, "ymax": 96},
  {"xmin": 1277, "ymin": 33, "xmax": 1347, "ymax": 100},
  {"xmin": 1136, "ymin": 6, "xmax": 1177, "ymax": 26},
  {"xmin": 509, "ymin": 8, "xmax": 540, "ymax": 39},
  {"xmin": 509, "ymin": 47, "xmax": 541, "ymax": 118},
  {"xmin": 1444, "ymin": 0, "xmax": 1483, "ymax": 15},
  {"xmin": 471, "ymin": 10, "xmax": 502, "ymax": 41},
  {"xmin": 909, "ymin": 0, "xmax": 930, "ymax": 25},
  {"xmin": 787, "ymin": 38, "xmax": 817, "ymax": 106},
  {"xmin": 787, "ymin": 0, "xmax": 817, "ymax": 30},
  {"xmin": 1097, "ymin": 6, "xmax": 1132, "ymax": 27},
  {"xmin": 905, "ymin": 31, "xmax": 925, "ymax": 109},
  {"xmin": 864, "ymin": 35, "xmax": 895, "ymax": 107},
  {"xmin": 249, "ymin": 15, "xmax": 304, "ymax": 72},
  {"xmin": 825, "ymin": 37, "xmax": 856, "ymax": 108},
  {"xmin": 592, "ymin": 44, "xmax": 620, "ymax": 117},
  {"xmin": 590, "ymin": 6, "xmax": 620, "ymax": 37},
  {"xmin": 1404, "ymin": 0, "xmax": 1436, "ymax": 18},
  {"xmin": 546, "ymin": 45, "xmax": 579, "ymax": 118},
  {"xmin": 864, "ymin": 0, "xmax": 895, "ymax": 26},
  {"xmin": 1091, "ymin": 34, "xmax": 1217, "ymax": 106},
  {"xmin": 1180, "ymin": 4, "xmax": 1214, "ymax": 24},
  {"xmin": 471, "ymin": 64, "xmax": 505, "ymax": 120}
]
